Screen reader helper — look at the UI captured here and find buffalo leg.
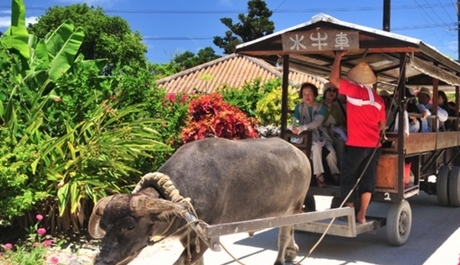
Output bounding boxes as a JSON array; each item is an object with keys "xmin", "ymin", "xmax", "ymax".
[
  {"xmin": 285, "ymin": 226, "xmax": 298, "ymax": 263},
  {"xmin": 275, "ymin": 226, "xmax": 293, "ymax": 265}
]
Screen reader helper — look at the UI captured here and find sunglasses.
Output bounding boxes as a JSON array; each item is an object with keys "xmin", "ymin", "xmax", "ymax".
[{"xmin": 327, "ymin": 89, "xmax": 338, "ymax": 93}]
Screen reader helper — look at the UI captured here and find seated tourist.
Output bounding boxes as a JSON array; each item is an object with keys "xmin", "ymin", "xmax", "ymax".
[
  {"xmin": 416, "ymin": 87, "xmax": 448, "ymax": 132},
  {"xmin": 438, "ymin": 90, "xmax": 456, "ymax": 131},
  {"xmin": 290, "ymin": 82, "xmax": 340, "ymax": 187},
  {"xmin": 322, "ymin": 83, "xmax": 346, "ymax": 178}
]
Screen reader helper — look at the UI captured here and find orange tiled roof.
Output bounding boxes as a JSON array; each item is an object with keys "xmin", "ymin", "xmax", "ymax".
[{"xmin": 157, "ymin": 54, "xmax": 327, "ymax": 94}]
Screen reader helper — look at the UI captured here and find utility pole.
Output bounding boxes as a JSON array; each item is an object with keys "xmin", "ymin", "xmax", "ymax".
[
  {"xmin": 383, "ymin": 0, "xmax": 391, "ymax": 31},
  {"xmin": 457, "ymin": 0, "xmax": 460, "ymax": 60}
]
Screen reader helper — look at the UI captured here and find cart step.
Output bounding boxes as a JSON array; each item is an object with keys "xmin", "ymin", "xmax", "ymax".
[{"xmin": 295, "ymin": 216, "xmax": 386, "ymax": 237}]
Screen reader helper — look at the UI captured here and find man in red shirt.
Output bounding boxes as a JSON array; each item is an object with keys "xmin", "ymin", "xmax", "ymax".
[{"xmin": 330, "ymin": 50, "xmax": 386, "ymax": 223}]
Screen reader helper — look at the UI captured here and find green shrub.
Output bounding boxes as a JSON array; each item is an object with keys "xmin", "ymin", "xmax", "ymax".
[
  {"xmin": 219, "ymin": 78, "xmax": 281, "ymax": 117},
  {"xmin": 0, "ymin": 0, "xmax": 188, "ymax": 234},
  {"xmin": 35, "ymin": 100, "xmax": 167, "ymax": 216},
  {"xmin": 44, "ymin": 60, "xmax": 112, "ymax": 137},
  {"xmin": 108, "ymin": 65, "xmax": 193, "ymax": 174},
  {"xmin": 256, "ymin": 86, "xmax": 299, "ymax": 126},
  {"xmin": 0, "ymin": 129, "xmax": 47, "ymax": 220}
]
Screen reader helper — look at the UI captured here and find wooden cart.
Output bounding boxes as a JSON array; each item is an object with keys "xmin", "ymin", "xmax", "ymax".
[{"xmin": 234, "ymin": 13, "xmax": 460, "ymax": 246}]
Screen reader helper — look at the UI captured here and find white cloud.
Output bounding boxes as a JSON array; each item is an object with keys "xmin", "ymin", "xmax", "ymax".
[
  {"xmin": 0, "ymin": 16, "xmax": 38, "ymax": 28},
  {"xmin": 0, "ymin": 10, "xmax": 12, "ymax": 14},
  {"xmin": 0, "ymin": 17, "xmax": 9, "ymax": 27}
]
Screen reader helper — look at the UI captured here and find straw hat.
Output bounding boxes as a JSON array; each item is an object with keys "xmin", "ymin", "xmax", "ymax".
[
  {"xmin": 417, "ymin": 87, "xmax": 431, "ymax": 97},
  {"xmin": 347, "ymin": 62, "xmax": 377, "ymax": 84}
]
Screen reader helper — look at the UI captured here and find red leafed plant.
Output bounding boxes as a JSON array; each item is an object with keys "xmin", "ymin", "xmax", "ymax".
[{"xmin": 181, "ymin": 93, "xmax": 259, "ymax": 143}]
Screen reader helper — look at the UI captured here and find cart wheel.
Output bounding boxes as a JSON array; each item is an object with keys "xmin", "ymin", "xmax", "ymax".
[
  {"xmin": 386, "ymin": 200, "xmax": 412, "ymax": 246},
  {"xmin": 436, "ymin": 165, "xmax": 450, "ymax": 206},
  {"xmin": 449, "ymin": 166, "xmax": 460, "ymax": 207}
]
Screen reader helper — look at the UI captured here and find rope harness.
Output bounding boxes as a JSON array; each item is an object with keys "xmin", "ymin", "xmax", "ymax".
[{"xmin": 132, "ymin": 172, "xmax": 245, "ymax": 265}]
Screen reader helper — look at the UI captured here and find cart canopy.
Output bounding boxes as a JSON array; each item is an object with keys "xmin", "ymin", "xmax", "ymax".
[{"xmin": 236, "ymin": 13, "xmax": 460, "ymax": 89}]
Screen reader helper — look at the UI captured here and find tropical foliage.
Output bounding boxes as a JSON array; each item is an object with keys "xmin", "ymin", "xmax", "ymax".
[
  {"xmin": 219, "ymin": 78, "xmax": 280, "ymax": 117},
  {"xmin": 182, "ymin": 93, "xmax": 258, "ymax": 143},
  {"xmin": 0, "ymin": 0, "xmax": 167, "ymax": 232},
  {"xmin": 27, "ymin": 3, "xmax": 148, "ymax": 74},
  {"xmin": 0, "ymin": 0, "xmax": 289, "ymax": 239},
  {"xmin": 256, "ymin": 86, "xmax": 299, "ymax": 126}
]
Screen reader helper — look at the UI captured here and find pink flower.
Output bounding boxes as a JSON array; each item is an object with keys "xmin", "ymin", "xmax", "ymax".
[
  {"xmin": 3, "ymin": 243, "xmax": 13, "ymax": 250},
  {"xmin": 42, "ymin": 239, "xmax": 53, "ymax": 247},
  {"xmin": 32, "ymin": 242, "xmax": 39, "ymax": 247},
  {"xmin": 49, "ymin": 256, "xmax": 59, "ymax": 264},
  {"xmin": 167, "ymin": 93, "xmax": 176, "ymax": 101},
  {"xmin": 37, "ymin": 228, "xmax": 46, "ymax": 235},
  {"xmin": 36, "ymin": 214, "xmax": 43, "ymax": 221}
]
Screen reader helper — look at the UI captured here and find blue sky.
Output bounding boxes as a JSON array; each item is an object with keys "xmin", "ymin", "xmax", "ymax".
[{"xmin": 1, "ymin": 0, "xmax": 459, "ymax": 63}]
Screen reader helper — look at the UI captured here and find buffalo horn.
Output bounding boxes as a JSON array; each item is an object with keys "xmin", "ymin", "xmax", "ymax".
[
  {"xmin": 88, "ymin": 196, "xmax": 114, "ymax": 239},
  {"xmin": 130, "ymin": 195, "xmax": 185, "ymax": 217}
]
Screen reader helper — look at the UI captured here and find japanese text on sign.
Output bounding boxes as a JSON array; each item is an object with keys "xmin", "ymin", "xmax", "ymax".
[{"xmin": 282, "ymin": 29, "xmax": 359, "ymax": 52}]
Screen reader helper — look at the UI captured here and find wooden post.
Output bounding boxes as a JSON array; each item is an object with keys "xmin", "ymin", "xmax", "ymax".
[
  {"xmin": 280, "ymin": 55, "xmax": 290, "ymax": 139},
  {"xmin": 432, "ymin": 77, "xmax": 439, "ymax": 132},
  {"xmin": 398, "ymin": 53, "xmax": 406, "ymax": 195}
]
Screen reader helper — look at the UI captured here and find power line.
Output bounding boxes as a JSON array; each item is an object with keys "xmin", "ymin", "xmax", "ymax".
[
  {"xmin": 423, "ymin": 0, "xmax": 451, "ymax": 26},
  {"xmin": 273, "ymin": 0, "xmax": 287, "ymax": 13},
  {"xmin": 0, "ymin": 3, "xmax": 454, "ymax": 15},
  {"xmin": 415, "ymin": 0, "xmax": 444, "ymax": 26},
  {"xmin": 437, "ymin": 0, "xmax": 456, "ymax": 21},
  {"xmin": 141, "ymin": 23, "xmax": 454, "ymax": 41},
  {"xmin": 394, "ymin": 22, "xmax": 453, "ymax": 30}
]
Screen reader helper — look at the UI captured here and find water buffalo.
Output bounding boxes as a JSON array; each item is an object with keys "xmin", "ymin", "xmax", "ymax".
[{"xmin": 88, "ymin": 137, "xmax": 311, "ymax": 265}]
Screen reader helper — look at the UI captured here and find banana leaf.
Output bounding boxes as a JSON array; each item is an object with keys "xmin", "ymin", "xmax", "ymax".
[
  {"xmin": 1, "ymin": 0, "xmax": 30, "ymax": 61},
  {"xmin": 45, "ymin": 21, "xmax": 85, "ymax": 82}
]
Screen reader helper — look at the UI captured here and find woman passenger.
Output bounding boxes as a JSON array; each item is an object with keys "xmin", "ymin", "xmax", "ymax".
[
  {"xmin": 438, "ymin": 91, "xmax": 456, "ymax": 131},
  {"xmin": 322, "ymin": 83, "xmax": 346, "ymax": 184},
  {"xmin": 290, "ymin": 82, "xmax": 340, "ymax": 187}
]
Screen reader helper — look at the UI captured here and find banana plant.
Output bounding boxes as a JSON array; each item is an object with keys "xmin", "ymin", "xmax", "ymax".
[
  {"xmin": 1, "ymin": 0, "xmax": 30, "ymax": 63},
  {"xmin": 0, "ymin": 0, "xmax": 87, "ymax": 133}
]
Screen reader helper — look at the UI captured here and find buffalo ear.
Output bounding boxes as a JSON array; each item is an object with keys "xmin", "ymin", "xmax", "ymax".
[
  {"xmin": 130, "ymin": 195, "xmax": 185, "ymax": 217},
  {"xmin": 88, "ymin": 196, "xmax": 114, "ymax": 239}
]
